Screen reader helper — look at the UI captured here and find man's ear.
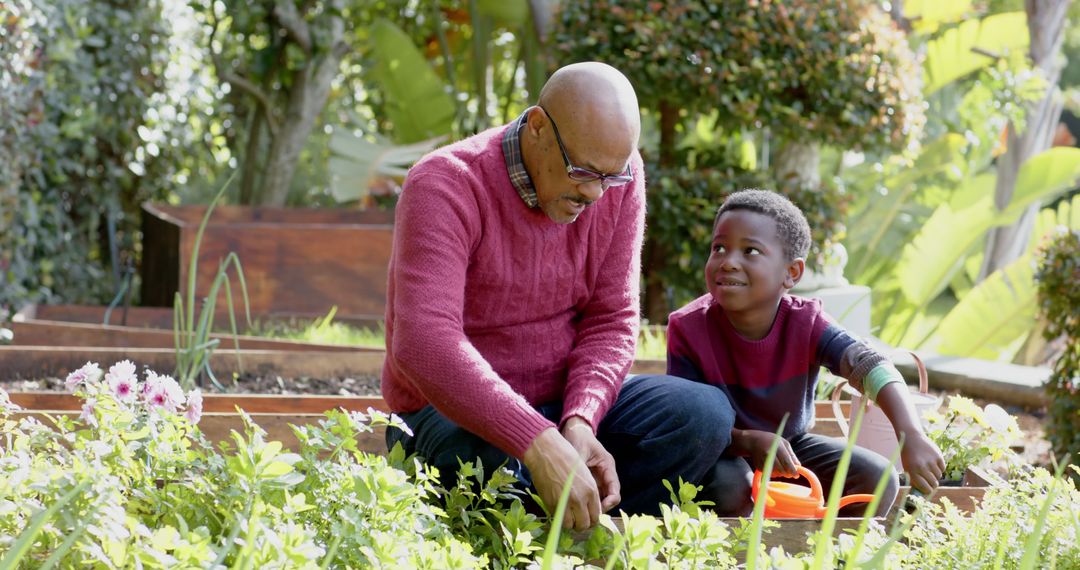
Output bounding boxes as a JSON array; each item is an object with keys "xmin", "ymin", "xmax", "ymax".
[
  {"xmin": 784, "ymin": 258, "xmax": 806, "ymax": 290},
  {"xmin": 524, "ymin": 106, "xmax": 547, "ymax": 138}
]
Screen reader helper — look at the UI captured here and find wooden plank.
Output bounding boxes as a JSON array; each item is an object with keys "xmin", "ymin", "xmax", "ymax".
[
  {"xmin": 0, "ymin": 346, "xmax": 385, "ymax": 381},
  {"xmin": 9, "ymin": 319, "xmax": 365, "ymax": 352},
  {"xmin": 815, "ymin": 400, "xmax": 850, "ymax": 418},
  {"xmin": 26, "ymin": 304, "xmax": 176, "ymax": 329},
  {"xmin": 20, "ymin": 303, "xmax": 386, "ymax": 331},
  {"xmin": 893, "ymin": 486, "xmax": 987, "ymax": 513}
]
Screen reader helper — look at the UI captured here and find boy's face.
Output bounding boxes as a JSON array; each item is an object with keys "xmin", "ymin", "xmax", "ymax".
[{"xmin": 706, "ymin": 209, "xmax": 804, "ymax": 330}]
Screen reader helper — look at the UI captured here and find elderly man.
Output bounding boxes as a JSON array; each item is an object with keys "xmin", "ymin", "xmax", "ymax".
[{"xmin": 383, "ymin": 62, "xmax": 734, "ymax": 529}]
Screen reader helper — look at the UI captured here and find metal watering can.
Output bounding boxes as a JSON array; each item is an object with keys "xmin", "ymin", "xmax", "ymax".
[
  {"xmin": 751, "ymin": 466, "xmax": 875, "ymax": 518},
  {"xmin": 830, "ymin": 352, "xmax": 941, "ymax": 467}
]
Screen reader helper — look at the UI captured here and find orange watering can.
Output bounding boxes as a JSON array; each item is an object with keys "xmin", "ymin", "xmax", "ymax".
[{"xmin": 751, "ymin": 466, "xmax": 874, "ymax": 518}]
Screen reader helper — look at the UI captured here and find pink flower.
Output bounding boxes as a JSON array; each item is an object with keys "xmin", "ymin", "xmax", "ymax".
[
  {"xmin": 105, "ymin": 360, "xmax": 139, "ymax": 403},
  {"xmin": 80, "ymin": 398, "xmax": 98, "ymax": 427},
  {"xmin": 64, "ymin": 362, "xmax": 102, "ymax": 392},
  {"xmin": 184, "ymin": 389, "xmax": 203, "ymax": 424},
  {"xmin": 143, "ymin": 371, "xmax": 184, "ymax": 412}
]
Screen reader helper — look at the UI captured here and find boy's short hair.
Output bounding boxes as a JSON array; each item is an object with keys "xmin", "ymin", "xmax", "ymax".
[{"xmin": 714, "ymin": 189, "xmax": 811, "ymax": 262}]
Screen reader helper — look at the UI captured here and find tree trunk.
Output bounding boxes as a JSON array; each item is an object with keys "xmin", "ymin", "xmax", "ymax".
[
  {"xmin": 772, "ymin": 139, "xmax": 821, "ymax": 190},
  {"xmin": 238, "ymin": 105, "xmax": 264, "ymax": 205},
  {"xmin": 979, "ymin": 0, "xmax": 1069, "ymax": 280},
  {"xmin": 260, "ymin": 21, "xmax": 346, "ymax": 206},
  {"xmin": 643, "ymin": 100, "xmax": 680, "ymax": 323}
]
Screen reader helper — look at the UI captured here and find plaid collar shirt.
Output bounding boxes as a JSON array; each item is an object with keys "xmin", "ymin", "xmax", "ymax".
[{"xmin": 501, "ymin": 108, "xmax": 539, "ymax": 208}]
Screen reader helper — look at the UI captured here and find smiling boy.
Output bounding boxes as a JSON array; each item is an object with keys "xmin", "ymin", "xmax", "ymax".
[{"xmin": 666, "ymin": 189, "xmax": 945, "ymax": 516}]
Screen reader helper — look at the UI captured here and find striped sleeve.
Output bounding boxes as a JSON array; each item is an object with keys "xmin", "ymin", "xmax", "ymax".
[{"xmin": 816, "ymin": 322, "xmax": 891, "ymax": 396}]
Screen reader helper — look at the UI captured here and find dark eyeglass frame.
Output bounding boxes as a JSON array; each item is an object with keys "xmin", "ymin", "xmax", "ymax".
[{"xmin": 539, "ymin": 106, "xmax": 634, "ymax": 190}]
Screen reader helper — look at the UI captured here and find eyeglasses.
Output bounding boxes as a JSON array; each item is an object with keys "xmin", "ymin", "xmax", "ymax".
[{"xmin": 540, "ymin": 106, "xmax": 634, "ymax": 190}]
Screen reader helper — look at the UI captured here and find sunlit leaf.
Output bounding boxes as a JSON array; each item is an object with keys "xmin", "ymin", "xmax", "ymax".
[
  {"xmin": 369, "ymin": 18, "xmax": 455, "ymax": 144},
  {"xmin": 923, "ymin": 12, "xmax": 1029, "ymax": 94},
  {"xmin": 937, "ymin": 254, "xmax": 1037, "ymax": 360}
]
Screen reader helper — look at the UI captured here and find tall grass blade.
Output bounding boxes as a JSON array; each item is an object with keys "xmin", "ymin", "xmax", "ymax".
[
  {"xmin": 745, "ymin": 414, "xmax": 788, "ymax": 570},
  {"xmin": 541, "ymin": 467, "xmax": 577, "ymax": 570},
  {"xmin": 0, "ymin": 478, "xmax": 91, "ymax": 569},
  {"xmin": 847, "ymin": 434, "xmax": 905, "ymax": 568},
  {"xmin": 38, "ymin": 519, "xmax": 88, "ymax": 570},
  {"xmin": 1018, "ymin": 456, "xmax": 1070, "ymax": 570},
  {"xmin": 814, "ymin": 398, "xmax": 870, "ymax": 567}
]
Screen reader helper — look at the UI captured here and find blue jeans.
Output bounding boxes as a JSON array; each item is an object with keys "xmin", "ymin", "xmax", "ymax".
[
  {"xmin": 701, "ymin": 432, "xmax": 900, "ymax": 517},
  {"xmin": 385, "ymin": 374, "xmax": 736, "ymax": 515}
]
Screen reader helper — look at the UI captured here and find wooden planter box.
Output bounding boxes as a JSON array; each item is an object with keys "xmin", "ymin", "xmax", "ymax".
[
  {"xmin": 0, "ymin": 346, "xmax": 384, "ymax": 382},
  {"xmin": 141, "ymin": 203, "xmax": 394, "ymax": 323}
]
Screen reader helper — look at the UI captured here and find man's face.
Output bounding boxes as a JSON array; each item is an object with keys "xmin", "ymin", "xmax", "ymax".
[
  {"xmin": 533, "ymin": 108, "xmax": 634, "ymax": 224},
  {"xmin": 706, "ymin": 209, "xmax": 799, "ymax": 319}
]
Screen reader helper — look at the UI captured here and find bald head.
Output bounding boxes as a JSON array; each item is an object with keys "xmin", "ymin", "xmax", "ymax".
[{"xmin": 538, "ymin": 62, "xmax": 640, "ymax": 168}]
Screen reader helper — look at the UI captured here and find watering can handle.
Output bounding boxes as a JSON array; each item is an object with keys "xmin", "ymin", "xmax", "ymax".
[
  {"xmin": 752, "ymin": 466, "xmax": 824, "ymax": 503},
  {"xmin": 828, "ymin": 350, "xmax": 929, "ymax": 436},
  {"xmin": 830, "ymin": 379, "xmax": 853, "ymax": 437}
]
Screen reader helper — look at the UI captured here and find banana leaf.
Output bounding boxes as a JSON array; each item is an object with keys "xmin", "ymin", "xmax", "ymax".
[
  {"xmin": 904, "ymin": 0, "xmax": 975, "ymax": 35},
  {"xmin": 923, "ymin": 12, "xmax": 1029, "ymax": 94},
  {"xmin": 846, "ymin": 134, "xmax": 967, "ymax": 280},
  {"xmin": 327, "ymin": 132, "xmax": 445, "ymax": 203},
  {"xmin": 1027, "ymin": 193, "xmax": 1080, "ymax": 255},
  {"xmin": 897, "ymin": 148, "xmax": 1080, "ymax": 307},
  {"xmin": 936, "ymin": 254, "xmax": 1037, "ymax": 360},
  {"xmin": 369, "ymin": 18, "xmax": 456, "ymax": 144}
]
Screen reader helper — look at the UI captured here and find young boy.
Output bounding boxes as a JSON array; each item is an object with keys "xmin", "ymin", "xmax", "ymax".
[{"xmin": 666, "ymin": 189, "xmax": 945, "ymax": 516}]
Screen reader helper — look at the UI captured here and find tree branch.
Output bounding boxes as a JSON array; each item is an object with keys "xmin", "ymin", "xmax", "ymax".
[
  {"xmin": 207, "ymin": 9, "xmax": 280, "ymax": 136},
  {"xmin": 273, "ymin": 1, "xmax": 312, "ymax": 54}
]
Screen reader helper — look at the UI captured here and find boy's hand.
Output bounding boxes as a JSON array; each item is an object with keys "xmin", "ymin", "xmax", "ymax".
[
  {"xmin": 732, "ymin": 429, "xmax": 801, "ymax": 476},
  {"xmin": 901, "ymin": 432, "xmax": 945, "ymax": 494}
]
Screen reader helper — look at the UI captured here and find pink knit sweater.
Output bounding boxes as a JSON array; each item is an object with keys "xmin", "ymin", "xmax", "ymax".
[{"xmin": 381, "ymin": 123, "xmax": 645, "ymax": 458}]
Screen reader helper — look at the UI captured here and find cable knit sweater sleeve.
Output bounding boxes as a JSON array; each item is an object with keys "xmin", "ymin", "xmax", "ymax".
[
  {"xmin": 561, "ymin": 160, "xmax": 646, "ymax": 431},
  {"xmin": 388, "ymin": 169, "xmax": 554, "ymax": 459}
]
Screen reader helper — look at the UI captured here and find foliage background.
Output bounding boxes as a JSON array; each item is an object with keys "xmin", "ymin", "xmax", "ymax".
[{"xmin": 2, "ymin": 0, "xmax": 1079, "ymax": 365}]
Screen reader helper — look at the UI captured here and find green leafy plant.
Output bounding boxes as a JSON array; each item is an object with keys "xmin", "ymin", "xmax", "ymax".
[
  {"xmin": 0, "ymin": 361, "xmax": 485, "ymax": 568},
  {"xmin": 172, "ymin": 175, "xmax": 252, "ymax": 390},
  {"xmin": 924, "ymin": 395, "xmax": 1022, "ymax": 481},
  {"xmin": 1035, "ymin": 227, "xmax": 1080, "ymax": 475}
]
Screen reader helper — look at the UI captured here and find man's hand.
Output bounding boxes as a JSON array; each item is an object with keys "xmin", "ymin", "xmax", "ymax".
[
  {"xmin": 731, "ymin": 429, "xmax": 801, "ymax": 476},
  {"xmin": 523, "ymin": 427, "xmax": 602, "ymax": 530},
  {"xmin": 901, "ymin": 432, "xmax": 945, "ymax": 494},
  {"xmin": 561, "ymin": 416, "xmax": 621, "ymax": 513}
]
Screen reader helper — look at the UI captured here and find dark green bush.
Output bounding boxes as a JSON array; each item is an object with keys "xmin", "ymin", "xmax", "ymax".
[
  {"xmin": 1035, "ymin": 228, "xmax": 1080, "ymax": 472},
  {"xmin": 552, "ymin": 0, "xmax": 923, "ymax": 152},
  {"xmin": 0, "ymin": 0, "xmax": 182, "ymax": 316},
  {"xmin": 646, "ymin": 162, "xmax": 847, "ymax": 309}
]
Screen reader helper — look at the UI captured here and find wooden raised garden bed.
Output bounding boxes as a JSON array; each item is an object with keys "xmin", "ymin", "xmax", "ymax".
[{"xmin": 140, "ymin": 202, "xmax": 394, "ymax": 323}]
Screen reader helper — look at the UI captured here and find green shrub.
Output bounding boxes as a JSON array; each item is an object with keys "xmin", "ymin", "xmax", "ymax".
[
  {"xmin": 1035, "ymin": 228, "xmax": 1080, "ymax": 472},
  {"xmin": 0, "ymin": 0, "xmax": 195, "ymax": 316},
  {"xmin": 552, "ymin": 0, "xmax": 923, "ymax": 152},
  {"xmin": 645, "ymin": 163, "xmax": 847, "ymax": 308}
]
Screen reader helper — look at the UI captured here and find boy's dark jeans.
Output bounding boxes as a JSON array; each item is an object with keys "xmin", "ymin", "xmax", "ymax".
[
  {"xmin": 700, "ymin": 432, "xmax": 900, "ymax": 517},
  {"xmin": 385, "ymin": 374, "xmax": 736, "ymax": 516}
]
